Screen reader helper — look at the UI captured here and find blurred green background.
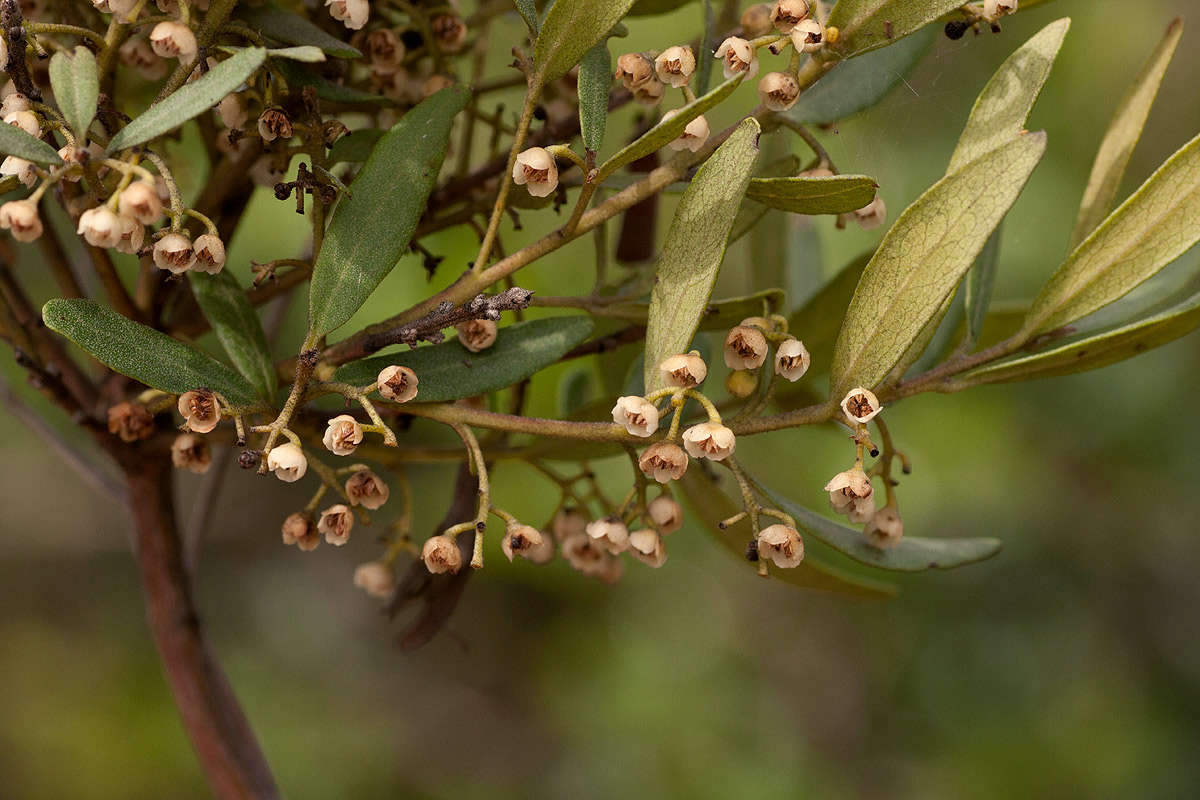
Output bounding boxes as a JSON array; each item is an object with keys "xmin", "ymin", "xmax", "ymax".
[{"xmin": 4, "ymin": 1, "xmax": 1200, "ymax": 797}]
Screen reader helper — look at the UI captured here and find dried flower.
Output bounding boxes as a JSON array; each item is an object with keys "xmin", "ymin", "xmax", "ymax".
[
  {"xmin": 770, "ymin": 0, "xmax": 811, "ymax": 33},
  {"xmin": 178, "ymin": 388, "xmax": 220, "ymax": 433},
  {"xmin": 345, "ymin": 469, "xmax": 389, "ymax": 509},
  {"xmin": 847, "ymin": 494, "xmax": 876, "ymax": 524},
  {"xmin": 422, "ymin": 534, "xmax": 462, "ymax": 574},
  {"xmin": 118, "ymin": 181, "xmax": 163, "ymax": 224},
  {"xmin": 431, "ymin": 14, "xmax": 468, "ymax": 52},
  {"xmin": 774, "ymin": 338, "xmax": 811, "ymax": 381},
  {"xmin": 77, "ymin": 206, "xmax": 123, "ymax": 248},
  {"xmin": 171, "ymin": 433, "xmax": 212, "ymax": 474},
  {"xmin": 984, "ymin": 0, "xmax": 1018, "ymax": 18},
  {"xmin": 648, "ymin": 495, "xmax": 684, "ymax": 534},
  {"xmin": 502, "ymin": 523, "xmax": 545, "ymax": 562},
  {"xmin": 850, "ymin": 193, "xmax": 887, "ymax": 230},
  {"xmin": 633, "ymin": 79, "xmax": 666, "ymax": 106},
  {"xmin": 723, "ymin": 325, "xmax": 769, "ymax": 370},
  {"xmin": 629, "ymin": 529, "xmax": 668, "ymax": 568},
  {"xmin": 107, "ymin": 401, "xmax": 155, "ymax": 442},
  {"xmin": 114, "ymin": 215, "xmax": 145, "ymax": 255},
  {"xmin": 326, "ymin": 0, "xmax": 369, "ymax": 30},
  {"xmin": 353, "ymin": 561, "xmax": 396, "ymax": 598},
  {"xmin": 456, "ymin": 318, "xmax": 499, "ymax": 352},
  {"xmin": 638, "ymin": 442, "xmax": 689, "ymax": 484},
  {"xmin": 0, "ymin": 199, "xmax": 43, "ymax": 242},
  {"xmin": 791, "ymin": 17, "xmax": 826, "ymax": 52},
  {"xmin": 257, "ymin": 108, "xmax": 292, "ymax": 143},
  {"xmin": 660, "ymin": 109, "xmax": 709, "ymax": 153},
  {"xmin": 266, "ymin": 443, "xmax": 307, "ymax": 483},
  {"xmin": 864, "ymin": 505, "xmax": 904, "ymax": 548},
  {"xmin": 512, "ymin": 147, "xmax": 559, "ymax": 198},
  {"xmin": 149, "ymin": 21, "xmax": 198, "ymax": 61},
  {"xmin": 758, "ymin": 71, "xmax": 800, "ymax": 111},
  {"xmin": 741, "ymin": 3, "xmax": 775, "ymax": 37},
  {"xmin": 0, "ymin": 156, "xmax": 35, "ymax": 188},
  {"xmin": 824, "ymin": 465, "xmax": 874, "ymax": 515},
  {"xmin": 840, "ymin": 387, "xmax": 882, "ymax": 424},
  {"xmin": 659, "ymin": 352, "xmax": 707, "ymax": 388},
  {"xmin": 323, "ymin": 414, "xmax": 363, "ymax": 456},
  {"xmin": 282, "ymin": 512, "xmax": 319, "ymax": 551},
  {"xmin": 757, "ymin": 524, "xmax": 804, "ymax": 568},
  {"xmin": 551, "ymin": 508, "xmax": 588, "ymax": 541},
  {"xmin": 615, "ymin": 52, "xmax": 656, "ymax": 90},
  {"xmin": 153, "ymin": 232, "xmax": 196, "ymax": 274},
  {"xmin": 681, "ymin": 422, "xmax": 736, "ymax": 461},
  {"xmin": 317, "ymin": 504, "xmax": 354, "ymax": 546},
  {"xmin": 715, "ymin": 37, "xmax": 759, "ymax": 81},
  {"xmin": 586, "ymin": 517, "xmax": 630, "ymax": 555},
  {"xmin": 562, "ymin": 532, "xmax": 623, "ymax": 583},
  {"xmin": 376, "ymin": 364, "xmax": 419, "ymax": 402},
  {"xmin": 5, "ymin": 110, "xmax": 40, "ymax": 137},
  {"xmin": 612, "ymin": 395, "xmax": 660, "ymax": 438},
  {"xmin": 655, "ymin": 46, "xmax": 696, "ymax": 88},
  {"xmin": 192, "ymin": 234, "xmax": 226, "ymax": 274}
]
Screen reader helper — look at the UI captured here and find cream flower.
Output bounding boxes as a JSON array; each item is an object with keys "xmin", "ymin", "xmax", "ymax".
[
  {"xmin": 177, "ymin": 388, "xmax": 220, "ymax": 434},
  {"xmin": 659, "ymin": 352, "xmax": 707, "ymax": 388},
  {"xmin": 377, "ymin": 365, "xmax": 419, "ymax": 402},
  {"xmin": 0, "ymin": 200, "xmax": 43, "ymax": 242},
  {"xmin": 864, "ymin": 505, "xmax": 904, "ymax": 548},
  {"xmin": 614, "ymin": 52, "xmax": 656, "ymax": 90},
  {"xmin": 323, "ymin": 414, "xmax": 364, "ymax": 456},
  {"xmin": 758, "ymin": 71, "xmax": 800, "ymax": 111},
  {"xmin": 318, "ymin": 504, "xmax": 354, "ymax": 546},
  {"xmin": 511, "ymin": 147, "xmax": 559, "ymax": 198},
  {"xmin": 647, "ymin": 495, "xmax": 683, "ymax": 534},
  {"xmin": 326, "ymin": 0, "xmax": 369, "ymax": 30},
  {"xmin": 612, "ymin": 395, "xmax": 660, "ymax": 437},
  {"xmin": 715, "ymin": 37, "xmax": 759, "ymax": 81},
  {"xmin": 774, "ymin": 338, "xmax": 811, "ymax": 381},
  {"xmin": 770, "ymin": 0, "xmax": 811, "ymax": 34},
  {"xmin": 561, "ymin": 533, "xmax": 624, "ymax": 583},
  {"xmin": 422, "ymin": 534, "xmax": 463, "ymax": 574},
  {"xmin": 118, "ymin": 181, "xmax": 163, "ymax": 224},
  {"xmin": 1, "ymin": 156, "xmax": 37, "ymax": 187},
  {"xmin": 791, "ymin": 18, "xmax": 826, "ymax": 52},
  {"xmin": 5, "ymin": 110, "xmax": 40, "ymax": 137},
  {"xmin": 654, "ymin": 46, "xmax": 696, "ymax": 88},
  {"xmin": 456, "ymin": 318, "xmax": 499, "ymax": 352},
  {"xmin": 638, "ymin": 442, "xmax": 689, "ymax": 484},
  {"xmin": 840, "ymin": 387, "xmax": 882, "ymax": 424},
  {"xmin": 757, "ymin": 524, "xmax": 804, "ymax": 568},
  {"xmin": 824, "ymin": 465, "xmax": 873, "ymax": 515},
  {"xmin": 267, "ymin": 443, "xmax": 308, "ymax": 483},
  {"xmin": 149, "ymin": 21, "xmax": 198, "ymax": 61},
  {"xmin": 77, "ymin": 206, "xmax": 123, "ymax": 249},
  {"xmin": 345, "ymin": 470, "xmax": 389, "ymax": 510},
  {"xmin": 501, "ymin": 523, "xmax": 545, "ymax": 562},
  {"xmin": 723, "ymin": 325, "xmax": 768, "ymax": 370},
  {"xmin": 170, "ymin": 433, "xmax": 212, "ymax": 474},
  {"xmin": 193, "ymin": 234, "xmax": 226, "ymax": 274},
  {"xmin": 850, "ymin": 193, "xmax": 887, "ymax": 230},
  {"xmin": 153, "ymin": 233, "xmax": 196, "ymax": 274},
  {"xmin": 660, "ymin": 109, "xmax": 710, "ymax": 153},
  {"xmin": 586, "ymin": 517, "xmax": 630, "ymax": 555},
  {"xmin": 681, "ymin": 422, "xmax": 736, "ymax": 461},
  {"xmin": 282, "ymin": 512, "xmax": 319, "ymax": 550},
  {"xmin": 628, "ymin": 528, "xmax": 668, "ymax": 568},
  {"xmin": 353, "ymin": 561, "xmax": 396, "ymax": 598}
]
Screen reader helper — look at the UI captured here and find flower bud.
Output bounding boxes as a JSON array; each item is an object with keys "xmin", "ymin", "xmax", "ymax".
[
  {"xmin": 715, "ymin": 37, "xmax": 759, "ymax": 81},
  {"xmin": 512, "ymin": 147, "xmax": 559, "ymax": 198},
  {"xmin": 171, "ymin": 433, "xmax": 213, "ymax": 474},
  {"xmin": 318, "ymin": 504, "xmax": 354, "ymax": 546},
  {"xmin": 77, "ymin": 206, "xmax": 123, "ymax": 249},
  {"xmin": 633, "ymin": 79, "xmax": 666, "ymax": 106},
  {"xmin": 323, "ymin": 414, "xmax": 363, "ymax": 456},
  {"xmin": 758, "ymin": 71, "xmax": 800, "ymax": 111},
  {"xmin": 345, "ymin": 469, "xmax": 389, "ymax": 509},
  {"xmin": 422, "ymin": 534, "xmax": 462, "ymax": 574},
  {"xmin": 376, "ymin": 364, "xmax": 419, "ymax": 402},
  {"xmin": 612, "ymin": 395, "xmax": 660, "ymax": 437},
  {"xmin": 149, "ymin": 21, "xmax": 198, "ymax": 61},
  {"xmin": 118, "ymin": 181, "xmax": 163, "ymax": 225},
  {"xmin": 267, "ymin": 443, "xmax": 308, "ymax": 482},
  {"xmin": 655, "ymin": 46, "xmax": 696, "ymax": 88},
  {"xmin": 741, "ymin": 3, "xmax": 774, "ymax": 37},
  {"xmin": 119, "ymin": 37, "xmax": 168, "ymax": 80},
  {"xmin": 774, "ymin": 338, "xmax": 810, "ymax": 381},
  {"xmin": 660, "ymin": 109, "xmax": 709, "ymax": 153},
  {"xmin": 257, "ymin": 108, "xmax": 292, "ymax": 142},
  {"xmin": 431, "ymin": 14, "xmax": 468, "ymax": 53},
  {"xmin": 192, "ymin": 234, "xmax": 226, "ymax": 274},
  {"xmin": 725, "ymin": 369, "xmax": 758, "ymax": 398},
  {"xmin": 178, "ymin": 388, "xmax": 220, "ymax": 433},
  {"xmin": 614, "ymin": 52, "xmax": 656, "ymax": 90},
  {"xmin": 770, "ymin": 0, "xmax": 811, "ymax": 34},
  {"xmin": 638, "ymin": 442, "xmax": 689, "ymax": 484},
  {"xmin": 455, "ymin": 318, "xmax": 498, "ymax": 352},
  {"xmin": 647, "ymin": 495, "xmax": 683, "ymax": 534},
  {"xmin": 824, "ymin": 465, "xmax": 873, "ymax": 516},
  {"xmin": 354, "ymin": 561, "xmax": 396, "ymax": 598},
  {"xmin": 840, "ymin": 387, "xmax": 882, "ymax": 424},
  {"xmin": 551, "ymin": 508, "xmax": 588, "ymax": 541},
  {"xmin": 56, "ymin": 146, "xmax": 87, "ymax": 182},
  {"xmin": 0, "ymin": 93, "xmax": 31, "ymax": 116},
  {"xmin": 562, "ymin": 532, "xmax": 624, "ymax": 583},
  {"xmin": 864, "ymin": 505, "xmax": 903, "ymax": 548},
  {"xmin": 502, "ymin": 522, "xmax": 545, "ymax": 562},
  {"xmin": 216, "ymin": 93, "xmax": 247, "ymax": 129},
  {"xmin": 107, "ymin": 401, "xmax": 155, "ymax": 442},
  {"xmin": 326, "ymin": 0, "xmax": 369, "ymax": 31},
  {"xmin": 791, "ymin": 18, "xmax": 826, "ymax": 52},
  {"xmin": 4, "ymin": 110, "xmax": 40, "ymax": 137},
  {"xmin": 282, "ymin": 512, "xmax": 319, "ymax": 550},
  {"xmin": 984, "ymin": 0, "xmax": 1017, "ymax": 18},
  {"xmin": 364, "ymin": 29, "xmax": 405, "ymax": 72},
  {"xmin": 586, "ymin": 517, "xmax": 630, "ymax": 555},
  {"xmin": 629, "ymin": 528, "xmax": 667, "ymax": 568},
  {"xmin": 681, "ymin": 422, "xmax": 736, "ymax": 461},
  {"xmin": 0, "ymin": 199, "xmax": 43, "ymax": 242},
  {"xmin": 153, "ymin": 232, "xmax": 196, "ymax": 274},
  {"xmin": 114, "ymin": 215, "xmax": 145, "ymax": 255},
  {"xmin": 850, "ymin": 193, "xmax": 887, "ymax": 230},
  {"xmin": 757, "ymin": 524, "xmax": 804, "ymax": 568},
  {"xmin": 723, "ymin": 325, "xmax": 768, "ymax": 370},
  {"xmin": 658, "ymin": 352, "xmax": 707, "ymax": 388}
]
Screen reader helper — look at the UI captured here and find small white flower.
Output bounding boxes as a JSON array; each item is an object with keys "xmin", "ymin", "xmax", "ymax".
[
  {"xmin": 0, "ymin": 200, "xmax": 44, "ymax": 242},
  {"xmin": 114, "ymin": 215, "xmax": 145, "ymax": 255},
  {"xmin": 4, "ymin": 110, "xmax": 40, "ymax": 137},
  {"xmin": 562, "ymin": 532, "xmax": 624, "ymax": 583},
  {"xmin": 217, "ymin": 93, "xmax": 247, "ymax": 129},
  {"xmin": 628, "ymin": 528, "xmax": 667, "ymax": 568},
  {"xmin": 170, "ymin": 433, "xmax": 212, "ymax": 474},
  {"xmin": 266, "ymin": 443, "xmax": 307, "ymax": 483},
  {"xmin": 422, "ymin": 534, "xmax": 462, "ymax": 574},
  {"xmin": 757, "ymin": 524, "xmax": 804, "ymax": 568},
  {"xmin": 0, "ymin": 93, "xmax": 31, "ymax": 116},
  {"xmin": 119, "ymin": 37, "xmax": 168, "ymax": 79},
  {"xmin": 178, "ymin": 388, "xmax": 220, "ymax": 434},
  {"xmin": 77, "ymin": 206, "xmax": 124, "ymax": 249},
  {"xmin": 715, "ymin": 37, "xmax": 759, "ymax": 81},
  {"xmin": 149, "ymin": 21, "xmax": 198, "ymax": 61},
  {"xmin": 502, "ymin": 523, "xmax": 545, "ymax": 562},
  {"xmin": 774, "ymin": 338, "xmax": 811, "ymax": 381},
  {"xmin": 723, "ymin": 325, "xmax": 768, "ymax": 370},
  {"xmin": 840, "ymin": 387, "xmax": 882, "ymax": 424},
  {"xmin": 847, "ymin": 494, "xmax": 876, "ymax": 524},
  {"xmin": 661, "ymin": 109, "xmax": 709, "ymax": 153},
  {"xmin": 455, "ymin": 318, "xmax": 498, "ymax": 352},
  {"xmin": 152, "ymin": 232, "xmax": 196, "ymax": 274},
  {"xmin": 984, "ymin": 0, "xmax": 1018, "ymax": 19},
  {"xmin": 758, "ymin": 71, "xmax": 800, "ymax": 112},
  {"xmin": 634, "ymin": 79, "xmax": 666, "ymax": 106},
  {"xmin": 659, "ymin": 352, "xmax": 707, "ymax": 388},
  {"xmin": 317, "ymin": 504, "xmax": 354, "ymax": 546},
  {"xmin": 0, "ymin": 156, "xmax": 37, "ymax": 188},
  {"xmin": 192, "ymin": 233, "xmax": 226, "ymax": 274},
  {"xmin": 740, "ymin": 3, "xmax": 775, "ymax": 37},
  {"xmin": 850, "ymin": 193, "xmax": 887, "ymax": 230},
  {"xmin": 511, "ymin": 147, "xmax": 559, "ymax": 198},
  {"xmin": 281, "ymin": 512, "xmax": 319, "ymax": 550},
  {"xmin": 638, "ymin": 442, "xmax": 689, "ymax": 484},
  {"xmin": 647, "ymin": 495, "xmax": 683, "ymax": 534},
  {"xmin": 864, "ymin": 505, "xmax": 904, "ymax": 548},
  {"xmin": 681, "ymin": 422, "xmax": 736, "ymax": 461},
  {"xmin": 824, "ymin": 465, "xmax": 873, "ymax": 516},
  {"xmin": 376, "ymin": 365, "xmax": 419, "ymax": 403},
  {"xmin": 353, "ymin": 561, "xmax": 396, "ymax": 598},
  {"xmin": 790, "ymin": 17, "xmax": 826, "ymax": 52},
  {"xmin": 345, "ymin": 470, "xmax": 389, "ymax": 510},
  {"xmin": 770, "ymin": 0, "xmax": 811, "ymax": 34},
  {"xmin": 552, "ymin": 508, "xmax": 588, "ymax": 541},
  {"xmin": 654, "ymin": 45, "xmax": 696, "ymax": 88},
  {"xmin": 612, "ymin": 395, "xmax": 660, "ymax": 438},
  {"xmin": 118, "ymin": 181, "xmax": 163, "ymax": 224},
  {"xmin": 614, "ymin": 52, "xmax": 656, "ymax": 90},
  {"xmin": 322, "ymin": 414, "xmax": 363, "ymax": 456},
  {"xmin": 586, "ymin": 517, "xmax": 630, "ymax": 555},
  {"xmin": 326, "ymin": 0, "xmax": 369, "ymax": 30}
]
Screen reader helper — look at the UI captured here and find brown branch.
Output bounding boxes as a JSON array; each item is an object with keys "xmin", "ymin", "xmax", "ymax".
[{"xmin": 1, "ymin": 0, "xmax": 42, "ymax": 100}]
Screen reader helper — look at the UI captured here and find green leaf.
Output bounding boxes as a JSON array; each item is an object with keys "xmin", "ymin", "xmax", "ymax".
[
  {"xmin": 1069, "ymin": 19, "xmax": 1183, "ymax": 250},
  {"xmin": 239, "ymin": 3, "xmax": 362, "ymax": 58},
  {"xmin": 643, "ymin": 118, "xmax": 761, "ymax": 392},
  {"xmin": 965, "ymin": 287, "xmax": 1200, "ymax": 385},
  {"xmin": 577, "ymin": 39, "xmax": 611, "ymax": 154},
  {"xmin": 947, "ymin": 19, "xmax": 1069, "ymax": 174},
  {"xmin": 189, "ymin": 271, "xmax": 277, "ymax": 403},
  {"xmin": 107, "ymin": 48, "xmax": 267, "ymax": 152},
  {"xmin": 334, "ymin": 317, "xmax": 594, "ymax": 402},
  {"xmin": 275, "ymin": 61, "xmax": 392, "ymax": 105},
  {"xmin": 1023, "ymin": 132, "xmax": 1200, "ymax": 335},
  {"xmin": 745, "ymin": 174, "xmax": 878, "ymax": 215},
  {"xmin": 830, "ymin": 133, "xmax": 1046, "ymax": 395},
  {"xmin": 754, "ymin": 478, "xmax": 1002, "ymax": 572},
  {"xmin": 513, "ymin": 0, "xmax": 539, "ymax": 33},
  {"xmin": 964, "ymin": 224, "xmax": 1003, "ymax": 348},
  {"xmin": 787, "ymin": 26, "xmax": 934, "ymax": 125},
  {"xmin": 789, "ymin": 251, "xmax": 871, "ymax": 373},
  {"xmin": 48, "ymin": 46, "xmax": 99, "ymax": 140},
  {"xmin": 265, "ymin": 45, "xmax": 326, "ymax": 62},
  {"xmin": 678, "ymin": 469, "xmax": 896, "ymax": 596},
  {"xmin": 827, "ymin": 0, "xmax": 960, "ymax": 56},
  {"xmin": 42, "ymin": 299, "xmax": 260, "ymax": 407},
  {"xmin": 598, "ymin": 74, "xmax": 742, "ymax": 180},
  {"xmin": 0, "ymin": 120, "xmax": 62, "ymax": 165},
  {"xmin": 308, "ymin": 87, "xmax": 469, "ymax": 338},
  {"xmin": 327, "ymin": 128, "xmax": 384, "ymax": 163},
  {"xmin": 532, "ymin": 0, "xmax": 636, "ymax": 86}
]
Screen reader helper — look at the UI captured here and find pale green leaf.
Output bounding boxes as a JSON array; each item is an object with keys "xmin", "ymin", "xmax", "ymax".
[
  {"xmin": 334, "ymin": 317, "xmax": 594, "ymax": 402},
  {"xmin": 239, "ymin": 3, "xmax": 362, "ymax": 58},
  {"xmin": 887, "ymin": 288, "xmax": 958, "ymax": 383},
  {"xmin": 745, "ymin": 174, "xmax": 878, "ymax": 215},
  {"xmin": 0, "ymin": 120, "xmax": 62, "ymax": 164},
  {"xmin": 1024, "ymin": 132, "xmax": 1200, "ymax": 335},
  {"xmin": 947, "ymin": 18, "xmax": 1069, "ymax": 173},
  {"xmin": 643, "ymin": 118, "xmax": 761, "ymax": 392},
  {"xmin": 597, "ymin": 74, "xmax": 742, "ymax": 180},
  {"xmin": 513, "ymin": 0, "xmax": 539, "ymax": 32},
  {"xmin": 48, "ymin": 46, "xmax": 99, "ymax": 140},
  {"xmin": 577, "ymin": 39, "xmax": 611, "ymax": 153},
  {"xmin": 327, "ymin": 128, "xmax": 384, "ymax": 163},
  {"xmin": 189, "ymin": 271, "xmax": 277, "ymax": 403},
  {"xmin": 42, "ymin": 299, "xmax": 260, "ymax": 408},
  {"xmin": 107, "ymin": 48, "xmax": 267, "ymax": 152},
  {"xmin": 532, "ymin": 0, "xmax": 636, "ymax": 86},
  {"xmin": 308, "ymin": 87, "xmax": 469, "ymax": 338},
  {"xmin": 827, "ymin": 0, "xmax": 960, "ymax": 56},
  {"xmin": 266, "ymin": 46, "xmax": 326, "ymax": 62},
  {"xmin": 830, "ymin": 133, "xmax": 1046, "ymax": 395},
  {"xmin": 1069, "ymin": 19, "xmax": 1183, "ymax": 250},
  {"xmin": 964, "ymin": 224, "xmax": 1003, "ymax": 347}
]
